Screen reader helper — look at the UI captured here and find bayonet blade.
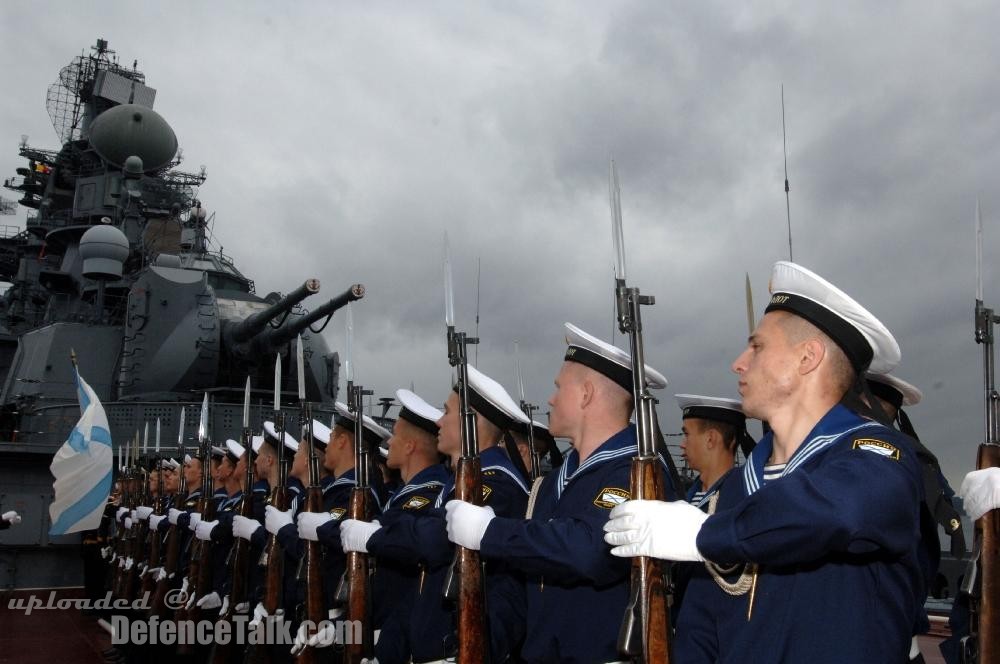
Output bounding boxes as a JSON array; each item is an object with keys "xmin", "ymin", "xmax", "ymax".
[
  {"xmin": 274, "ymin": 354, "xmax": 282, "ymax": 412},
  {"xmin": 514, "ymin": 340, "xmax": 525, "ymax": 403},
  {"xmin": 143, "ymin": 422, "xmax": 149, "ymax": 455},
  {"xmin": 745, "ymin": 272, "xmax": 756, "ymax": 335},
  {"xmin": 296, "ymin": 334, "xmax": 306, "ymax": 402},
  {"xmin": 198, "ymin": 393, "xmax": 209, "ymax": 444},
  {"xmin": 177, "ymin": 406, "xmax": 185, "ymax": 455},
  {"xmin": 243, "ymin": 377, "xmax": 251, "ymax": 429},
  {"xmin": 977, "ymin": 199, "xmax": 984, "ymax": 302},
  {"xmin": 155, "ymin": 418, "xmax": 161, "ymax": 454},
  {"xmin": 444, "ymin": 232, "xmax": 455, "ymax": 327},
  {"xmin": 345, "ymin": 303, "xmax": 354, "ymax": 383},
  {"xmin": 609, "ymin": 159, "xmax": 627, "ymax": 281}
]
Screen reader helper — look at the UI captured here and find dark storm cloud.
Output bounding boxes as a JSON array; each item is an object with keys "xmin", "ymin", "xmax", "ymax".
[{"xmin": 3, "ymin": 0, "xmax": 1000, "ymax": 487}]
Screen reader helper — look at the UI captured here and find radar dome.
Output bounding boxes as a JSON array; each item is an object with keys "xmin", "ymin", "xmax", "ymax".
[
  {"xmin": 88, "ymin": 104, "xmax": 178, "ymax": 171},
  {"xmin": 80, "ymin": 225, "xmax": 130, "ymax": 280}
]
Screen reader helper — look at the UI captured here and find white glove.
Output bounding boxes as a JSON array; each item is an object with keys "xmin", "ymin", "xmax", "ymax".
[
  {"xmin": 233, "ymin": 515, "xmax": 262, "ymax": 541},
  {"xmin": 604, "ymin": 499, "xmax": 708, "ymax": 561},
  {"xmin": 117, "ymin": 556, "xmax": 125, "ymax": 568},
  {"xmin": 101, "ymin": 546, "xmax": 112, "ymax": 560},
  {"xmin": 195, "ymin": 520, "xmax": 218, "ymax": 541},
  {"xmin": 140, "ymin": 564, "xmax": 155, "ymax": 577},
  {"xmin": 2, "ymin": 510, "xmax": 21, "ymax": 525},
  {"xmin": 124, "ymin": 517, "xmax": 134, "ymax": 529},
  {"xmin": 308, "ymin": 621, "xmax": 339, "ymax": 649},
  {"xmin": 116, "ymin": 507, "xmax": 128, "ymax": 521},
  {"xmin": 185, "ymin": 587, "xmax": 198, "ymax": 610},
  {"xmin": 124, "ymin": 556, "xmax": 134, "ymax": 571},
  {"xmin": 149, "ymin": 514, "xmax": 167, "ymax": 530},
  {"xmin": 290, "ymin": 623, "xmax": 310, "ymax": 656},
  {"xmin": 196, "ymin": 591, "xmax": 222, "ymax": 610},
  {"xmin": 961, "ymin": 467, "xmax": 1000, "ymax": 521},
  {"xmin": 135, "ymin": 505, "xmax": 154, "ymax": 521},
  {"xmin": 219, "ymin": 595, "xmax": 230, "ymax": 616},
  {"xmin": 168, "ymin": 508, "xmax": 184, "ymax": 525},
  {"xmin": 297, "ymin": 512, "xmax": 334, "ymax": 542},
  {"xmin": 265, "ymin": 505, "xmax": 294, "ymax": 535},
  {"xmin": 180, "ymin": 576, "xmax": 190, "ymax": 600},
  {"xmin": 340, "ymin": 519, "xmax": 381, "ymax": 553},
  {"xmin": 155, "ymin": 567, "xmax": 168, "ymax": 583},
  {"xmin": 129, "ymin": 509, "xmax": 137, "ymax": 521},
  {"xmin": 444, "ymin": 501, "xmax": 495, "ymax": 551},
  {"xmin": 249, "ymin": 602, "xmax": 269, "ymax": 629},
  {"xmin": 235, "ymin": 601, "xmax": 249, "ymax": 614}
]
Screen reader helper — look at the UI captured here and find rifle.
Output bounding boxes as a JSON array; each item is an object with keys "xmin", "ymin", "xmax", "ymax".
[
  {"xmin": 968, "ymin": 202, "xmax": 1000, "ymax": 664},
  {"xmin": 112, "ymin": 439, "xmax": 134, "ymax": 599},
  {"xmin": 260, "ymin": 354, "xmax": 290, "ymax": 622},
  {"xmin": 514, "ymin": 341, "xmax": 542, "ymax": 481},
  {"xmin": 609, "ymin": 161, "xmax": 672, "ymax": 663},
  {"xmin": 142, "ymin": 424, "xmax": 163, "ymax": 599},
  {"xmin": 211, "ymin": 380, "xmax": 256, "ymax": 664},
  {"xmin": 152, "ymin": 413, "xmax": 185, "ymax": 616},
  {"xmin": 296, "ymin": 334, "xmax": 325, "ymax": 664},
  {"xmin": 442, "ymin": 234, "xmax": 488, "ymax": 664},
  {"xmin": 124, "ymin": 435, "xmax": 148, "ymax": 602},
  {"xmin": 185, "ymin": 394, "xmax": 218, "ymax": 625}
]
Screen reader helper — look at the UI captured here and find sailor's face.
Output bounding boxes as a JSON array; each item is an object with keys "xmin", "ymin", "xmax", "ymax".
[
  {"xmin": 323, "ymin": 427, "xmax": 347, "ymax": 472},
  {"xmin": 547, "ymin": 363, "xmax": 581, "ymax": 440},
  {"xmin": 164, "ymin": 469, "xmax": 179, "ymax": 492},
  {"xmin": 184, "ymin": 459, "xmax": 202, "ymax": 487},
  {"xmin": 731, "ymin": 312, "xmax": 799, "ymax": 420},
  {"xmin": 680, "ymin": 419, "xmax": 709, "ymax": 472},
  {"xmin": 436, "ymin": 393, "xmax": 461, "ymax": 461},
  {"xmin": 386, "ymin": 420, "xmax": 405, "ymax": 470},
  {"xmin": 290, "ymin": 441, "xmax": 309, "ymax": 478}
]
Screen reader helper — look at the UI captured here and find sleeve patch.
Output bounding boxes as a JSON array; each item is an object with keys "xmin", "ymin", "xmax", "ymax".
[
  {"xmin": 593, "ymin": 487, "xmax": 630, "ymax": 509},
  {"xmin": 481, "ymin": 484, "xmax": 493, "ymax": 502},
  {"xmin": 328, "ymin": 507, "xmax": 347, "ymax": 520},
  {"xmin": 402, "ymin": 496, "xmax": 431, "ymax": 510},
  {"xmin": 852, "ymin": 438, "xmax": 900, "ymax": 461}
]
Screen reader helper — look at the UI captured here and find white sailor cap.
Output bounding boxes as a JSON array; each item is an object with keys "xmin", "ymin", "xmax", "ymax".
[
  {"xmin": 308, "ymin": 419, "xmax": 331, "ymax": 450},
  {"xmin": 378, "ymin": 442, "xmax": 389, "ymax": 459},
  {"xmin": 183, "ymin": 453, "xmax": 199, "ymax": 465},
  {"xmin": 396, "ymin": 388, "xmax": 442, "ymax": 436},
  {"xmin": 563, "ymin": 323, "xmax": 667, "ymax": 392},
  {"xmin": 865, "ymin": 373, "xmax": 922, "ymax": 408},
  {"xmin": 766, "ymin": 261, "xmax": 900, "ymax": 374},
  {"xmin": 453, "ymin": 366, "xmax": 531, "ymax": 431},
  {"xmin": 210, "ymin": 445, "xmax": 227, "ymax": 460},
  {"xmin": 334, "ymin": 402, "xmax": 392, "ymax": 447},
  {"xmin": 675, "ymin": 394, "xmax": 747, "ymax": 427},
  {"xmin": 159, "ymin": 457, "xmax": 181, "ymax": 470},
  {"xmin": 225, "ymin": 439, "xmax": 245, "ymax": 463},
  {"xmin": 261, "ymin": 422, "xmax": 299, "ymax": 454}
]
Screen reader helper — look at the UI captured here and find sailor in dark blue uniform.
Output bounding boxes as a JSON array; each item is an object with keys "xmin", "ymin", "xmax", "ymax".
[
  {"xmin": 169, "ymin": 450, "xmax": 206, "ymax": 586},
  {"xmin": 340, "ymin": 368, "xmax": 531, "ymax": 663},
  {"xmin": 192, "ymin": 438, "xmax": 246, "ymax": 612},
  {"xmin": 605, "ymin": 260, "xmax": 926, "ymax": 664},
  {"xmin": 445, "ymin": 322, "xmax": 674, "ymax": 663},
  {"xmin": 340, "ymin": 388, "xmax": 449, "ymax": 631},
  {"xmin": 677, "ymin": 394, "xmax": 750, "ymax": 510},
  {"xmin": 671, "ymin": 394, "xmax": 752, "ymax": 621}
]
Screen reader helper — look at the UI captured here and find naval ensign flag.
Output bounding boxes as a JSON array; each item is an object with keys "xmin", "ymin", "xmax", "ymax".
[{"xmin": 48, "ymin": 367, "xmax": 113, "ymax": 535}]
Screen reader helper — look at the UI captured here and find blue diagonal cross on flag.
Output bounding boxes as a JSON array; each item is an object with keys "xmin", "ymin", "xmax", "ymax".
[{"xmin": 48, "ymin": 366, "xmax": 113, "ymax": 535}]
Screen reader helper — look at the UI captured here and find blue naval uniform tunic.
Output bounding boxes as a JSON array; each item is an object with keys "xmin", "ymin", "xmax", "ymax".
[
  {"xmin": 211, "ymin": 488, "xmax": 243, "ymax": 596},
  {"xmin": 371, "ymin": 445, "xmax": 529, "ymax": 664},
  {"xmin": 480, "ymin": 425, "xmax": 676, "ymax": 664},
  {"xmin": 676, "ymin": 404, "xmax": 925, "ymax": 664}
]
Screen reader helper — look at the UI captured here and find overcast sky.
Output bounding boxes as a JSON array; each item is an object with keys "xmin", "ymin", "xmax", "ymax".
[{"xmin": 2, "ymin": 1, "xmax": 998, "ymax": 489}]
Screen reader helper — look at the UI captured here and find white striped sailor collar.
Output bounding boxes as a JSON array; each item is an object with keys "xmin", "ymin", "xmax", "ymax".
[
  {"xmin": 555, "ymin": 425, "xmax": 639, "ymax": 500},
  {"xmin": 686, "ymin": 467, "xmax": 736, "ymax": 508},
  {"xmin": 221, "ymin": 489, "xmax": 244, "ymax": 509},
  {"xmin": 386, "ymin": 464, "xmax": 449, "ymax": 509},
  {"xmin": 325, "ymin": 467, "xmax": 383, "ymax": 510},
  {"xmin": 251, "ymin": 479, "xmax": 269, "ymax": 494},
  {"xmin": 742, "ymin": 403, "xmax": 882, "ymax": 495},
  {"xmin": 434, "ymin": 445, "xmax": 529, "ymax": 507}
]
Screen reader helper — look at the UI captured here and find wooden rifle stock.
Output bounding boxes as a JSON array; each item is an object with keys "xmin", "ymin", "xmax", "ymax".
[
  {"xmin": 187, "ymin": 493, "xmax": 218, "ymax": 624},
  {"xmin": 343, "ymin": 485, "xmax": 373, "ymax": 662},
  {"xmin": 295, "ymin": 485, "xmax": 325, "ymax": 664},
  {"xmin": 454, "ymin": 455, "xmax": 487, "ymax": 664},
  {"xmin": 141, "ymin": 496, "xmax": 163, "ymax": 598},
  {"xmin": 261, "ymin": 484, "xmax": 289, "ymax": 615},
  {"xmin": 973, "ymin": 443, "xmax": 1000, "ymax": 663},
  {"xmin": 151, "ymin": 499, "xmax": 181, "ymax": 616},
  {"xmin": 619, "ymin": 456, "xmax": 671, "ymax": 663}
]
